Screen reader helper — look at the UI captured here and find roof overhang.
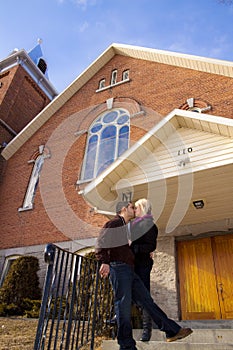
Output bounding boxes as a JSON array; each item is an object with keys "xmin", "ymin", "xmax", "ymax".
[
  {"xmin": 0, "ymin": 49, "xmax": 58, "ymax": 99},
  {"xmin": 82, "ymin": 109, "xmax": 233, "ymax": 235},
  {"xmin": 2, "ymin": 43, "xmax": 233, "ymax": 161}
]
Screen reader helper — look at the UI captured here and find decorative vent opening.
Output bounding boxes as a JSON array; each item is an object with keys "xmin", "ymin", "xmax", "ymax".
[{"xmin": 38, "ymin": 58, "xmax": 47, "ymax": 74}]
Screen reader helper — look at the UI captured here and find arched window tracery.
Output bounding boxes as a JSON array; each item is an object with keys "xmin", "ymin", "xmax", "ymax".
[{"xmin": 82, "ymin": 109, "xmax": 130, "ymax": 181}]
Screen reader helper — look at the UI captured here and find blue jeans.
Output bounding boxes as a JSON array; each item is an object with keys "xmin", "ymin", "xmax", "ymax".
[
  {"xmin": 109, "ymin": 262, "xmax": 181, "ymax": 349},
  {"xmin": 135, "ymin": 260, "xmax": 153, "ymax": 291},
  {"xmin": 135, "ymin": 261, "xmax": 153, "ymax": 328}
]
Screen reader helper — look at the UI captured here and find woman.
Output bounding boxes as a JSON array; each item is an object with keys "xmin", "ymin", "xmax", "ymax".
[{"xmin": 129, "ymin": 198, "xmax": 158, "ymax": 342}]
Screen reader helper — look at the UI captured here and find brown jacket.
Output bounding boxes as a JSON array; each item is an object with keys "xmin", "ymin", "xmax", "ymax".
[{"xmin": 95, "ymin": 215, "xmax": 135, "ymax": 266}]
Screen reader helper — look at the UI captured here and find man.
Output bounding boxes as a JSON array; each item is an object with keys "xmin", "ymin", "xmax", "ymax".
[{"xmin": 95, "ymin": 201, "xmax": 192, "ymax": 350}]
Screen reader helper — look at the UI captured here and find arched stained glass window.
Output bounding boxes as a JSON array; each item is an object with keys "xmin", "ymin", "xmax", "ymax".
[
  {"xmin": 83, "ymin": 135, "xmax": 98, "ymax": 179},
  {"xmin": 118, "ymin": 125, "xmax": 129, "ymax": 157},
  {"xmin": 97, "ymin": 125, "xmax": 116, "ymax": 176},
  {"xmin": 82, "ymin": 109, "xmax": 130, "ymax": 181}
]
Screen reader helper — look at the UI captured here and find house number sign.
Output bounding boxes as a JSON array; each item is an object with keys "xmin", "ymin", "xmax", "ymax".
[{"xmin": 177, "ymin": 147, "xmax": 193, "ymax": 156}]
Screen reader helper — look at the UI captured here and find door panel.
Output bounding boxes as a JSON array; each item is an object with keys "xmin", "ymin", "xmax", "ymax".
[
  {"xmin": 178, "ymin": 237, "xmax": 221, "ymax": 320},
  {"xmin": 178, "ymin": 234, "xmax": 233, "ymax": 320},
  {"xmin": 212, "ymin": 235, "xmax": 233, "ymax": 319}
]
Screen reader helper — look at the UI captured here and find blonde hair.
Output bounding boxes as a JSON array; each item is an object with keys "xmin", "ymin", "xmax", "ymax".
[{"xmin": 134, "ymin": 198, "xmax": 152, "ymax": 216}]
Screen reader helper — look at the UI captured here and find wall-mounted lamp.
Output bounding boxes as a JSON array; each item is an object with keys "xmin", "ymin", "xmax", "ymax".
[{"xmin": 193, "ymin": 199, "xmax": 204, "ymax": 209}]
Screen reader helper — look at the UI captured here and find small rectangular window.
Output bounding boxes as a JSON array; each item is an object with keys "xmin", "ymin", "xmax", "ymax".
[
  {"xmin": 99, "ymin": 79, "xmax": 105, "ymax": 89},
  {"xmin": 122, "ymin": 70, "xmax": 129, "ymax": 81},
  {"xmin": 111, "ymin": 70, "xmax": 117, "ymax": 85}
]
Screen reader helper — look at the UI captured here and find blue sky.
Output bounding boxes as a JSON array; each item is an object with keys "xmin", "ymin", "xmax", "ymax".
[{"xmin": 1, "ymin": 0, "xmax": 233, "ymax": 93}]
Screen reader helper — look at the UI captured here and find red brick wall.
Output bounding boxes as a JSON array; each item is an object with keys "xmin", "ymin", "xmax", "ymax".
[
  {"xmin": 1, "ymin": 55, "xmax": 233, "ymax": 249},
  {"xmin": 0, "ymin": 65, "xmax": 50, "ymax": 145}
]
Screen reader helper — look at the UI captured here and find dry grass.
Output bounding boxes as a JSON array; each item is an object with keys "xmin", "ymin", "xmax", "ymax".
[
  {"xmin": 0, "ymin": 317, "xmax": 104, "ymax": 350},
  {"xmin": 0, "ymin": 317, "xmax": 38, "ymax": 350}
]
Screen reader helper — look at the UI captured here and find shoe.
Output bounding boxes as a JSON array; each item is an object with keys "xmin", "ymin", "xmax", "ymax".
[
  {"xmin": 140, "ymin": 328, "xmax": 152, "ymax": 341},
  {"xmin": 166, "ymin": 327, "xmax": 193, "ymax": 342}
]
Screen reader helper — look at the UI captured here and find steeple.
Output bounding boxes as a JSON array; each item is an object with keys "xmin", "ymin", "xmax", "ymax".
[
  {"xmin": 0, "ymin": 39, "xmax": 58, "ymax": 148},
  {"xmin": 28, "ymin": 38, "xmax": 49, "ymax": 79}
]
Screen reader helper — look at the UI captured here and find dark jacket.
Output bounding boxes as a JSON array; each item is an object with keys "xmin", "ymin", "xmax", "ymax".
[
  {"xmin": 130, "ymin": 215, "xmax": 158, "ymax": 267},
  {"xmin": 95, "ymin": 215, "xmax": 135, "ymax": 266}
]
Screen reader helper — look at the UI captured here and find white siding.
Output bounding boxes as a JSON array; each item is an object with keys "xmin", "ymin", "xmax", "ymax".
[{"xmin": 113, "ymin": 127, "xmax": 233, "ymax": 189}]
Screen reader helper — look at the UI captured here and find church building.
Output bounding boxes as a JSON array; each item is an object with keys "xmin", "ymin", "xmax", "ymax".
[{"xmin": 0, "ymin": 43, "xmax": 232, "ymax": 321}]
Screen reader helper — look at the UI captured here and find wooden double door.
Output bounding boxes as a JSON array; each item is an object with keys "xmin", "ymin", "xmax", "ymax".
[{"xmin": 177, "ymin": 234, "xmax": 233, "ymax": 320}]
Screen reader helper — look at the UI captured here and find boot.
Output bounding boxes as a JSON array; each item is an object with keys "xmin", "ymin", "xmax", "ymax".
[{"xmin": 140, "ymin": 309, "xmax": 152, "ymax": 342}]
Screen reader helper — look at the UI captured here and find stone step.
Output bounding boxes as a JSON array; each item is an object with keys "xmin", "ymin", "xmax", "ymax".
[
  {"xmin": 102, "ymin": 329, "xmax": 233, "ymax": 350},
  {"xmin": 179, "ymin": 320, "xmax": 233, "ymax": 329},
  {"xmin": 133, "ymin": 328, "xmax": 232, "ymax": 342},
  {"xmin": 102, "ymin": 340, "xmax": 233, "ymax": 350}
]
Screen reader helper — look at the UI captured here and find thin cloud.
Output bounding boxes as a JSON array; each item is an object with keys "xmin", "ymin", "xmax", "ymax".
[
  {"xmin": 210, "ymin": 34, "xmax": 232, "ymax": 58},
  {"xmin": 79, "ymin": 21, "xmax": 89, "ymax": 32},
  {"xmin": 167, "ymin": 36, "xmax": 194, "ymax": 55},
  {"xmin": 73, "ymin": 0, "xmax": 88, "ymax": 6},
  {"xmin": 72, "ymin": 0, "xmax": 98, "ymax": 10}
]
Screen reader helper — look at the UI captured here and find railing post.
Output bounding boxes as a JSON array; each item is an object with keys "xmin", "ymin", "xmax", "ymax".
[
  {"xmin": 33, "ymin": 244, "xmax": 56, "ymax": 350},
  {"xmin": 90, "ymin": 260, "xmax": 101, "ymax": 350},
  {"xmin": 65, "ymin": 254, "xmax": 79, "ymax": 350}
]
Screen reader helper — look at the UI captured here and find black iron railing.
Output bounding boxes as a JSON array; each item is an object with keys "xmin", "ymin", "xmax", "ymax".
[{"xmin": 34, "ymin": 244, "xmax": 115, "ymax": 350}]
